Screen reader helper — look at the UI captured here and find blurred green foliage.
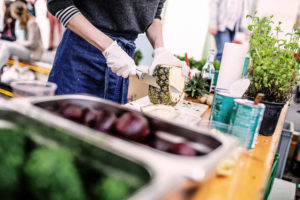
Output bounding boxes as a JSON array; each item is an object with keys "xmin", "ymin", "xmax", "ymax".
[
  {"xmin": 24, "ymin": 147, "xmax": 86, "ymax": 200},
  {"xmin": 134, "ymin": 50, "xmax": 143, "ymax": 66},
  {"xmin": 176, "ymin": 56, "xmax": 221, "ymax": 71},
  {"xmin": 92, "ymin": 176, "xmax": 133, "ymax": 200},
  {"xmin": 0, "ymin": 129, "xmax": 25, "ymax": 200}
]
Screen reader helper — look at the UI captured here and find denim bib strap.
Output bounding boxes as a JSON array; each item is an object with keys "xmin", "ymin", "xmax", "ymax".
[{"xmin": 48, "ymin": 28, "xmax": 137, "ymax": 104}]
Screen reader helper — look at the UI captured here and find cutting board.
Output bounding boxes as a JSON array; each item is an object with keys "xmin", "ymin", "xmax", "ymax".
[{"xmin": 125, "ymin": 96, "xmax": 209, "ymax": 127}]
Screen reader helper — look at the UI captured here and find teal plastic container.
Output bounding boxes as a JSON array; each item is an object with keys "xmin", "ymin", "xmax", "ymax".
[
  {"xmin": 210, "ymin": 89, "xmax": 240, "ymax": 124},
  {"xmin": 229, "ymin": 99, "xmax": 265, "ymax": 149}
]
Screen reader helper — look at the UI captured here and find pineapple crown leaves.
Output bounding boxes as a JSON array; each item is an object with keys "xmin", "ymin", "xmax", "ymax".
[{"xmin": 185, "ymin": 74, "xmax": 209, "ymax": 98}]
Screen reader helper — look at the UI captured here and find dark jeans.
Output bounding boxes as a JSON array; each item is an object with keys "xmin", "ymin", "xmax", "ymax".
[
  {"xmin": 48, "ymin": 29, "xmax": 137, "ymax": 104},
  {"xmin": 214, "ymin": 28, "xmax": 235, "ymax": 61}
]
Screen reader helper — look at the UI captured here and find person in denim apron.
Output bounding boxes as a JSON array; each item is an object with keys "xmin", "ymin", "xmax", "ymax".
[{"xmin": 47, "ymin": 0, "xmax": 189, "ymax": 104}]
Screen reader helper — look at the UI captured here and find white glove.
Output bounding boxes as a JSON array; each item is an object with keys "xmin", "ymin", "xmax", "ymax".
[
  {"xmin": 149, "ymin": 47, "xmax": 190, "ymax": 78},
  {"xmin": 103, "ymin": 41, "xmax": 137, "ymax": 78}
]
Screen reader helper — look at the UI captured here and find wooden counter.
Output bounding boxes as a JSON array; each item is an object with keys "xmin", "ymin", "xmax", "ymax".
[{"xmin": 163, "ymin": 103, "xmax": 289, "ymax": 200}]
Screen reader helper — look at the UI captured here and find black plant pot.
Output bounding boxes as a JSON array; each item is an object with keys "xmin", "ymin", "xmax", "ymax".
[{"xmin": 259, "ymin": 101, "xmax": 285, "ymax": 136}]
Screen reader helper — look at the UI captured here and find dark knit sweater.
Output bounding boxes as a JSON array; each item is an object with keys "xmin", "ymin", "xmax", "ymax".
[{"xmin": 47, "ymin": 0, "xmax": 166, "ymax": 34}]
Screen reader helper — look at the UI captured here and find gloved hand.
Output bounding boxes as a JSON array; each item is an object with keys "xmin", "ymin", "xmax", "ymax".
[
  {"xmin": 149, "ymin": 47, "xmax": 190, "ymax": 78},
  {"xmin": 103, "ymin": 41, "xmax": 137, "ymax": 78}
]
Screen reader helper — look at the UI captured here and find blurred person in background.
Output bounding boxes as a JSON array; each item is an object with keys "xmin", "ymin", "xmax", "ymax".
[
  {"xmin": 0, "ymin": 0, "xmax": 4, "ymax": 31},
  {"xmin": 47, "ymin": 11, "xmax": 62, "ymax": 51},
  {"xmin": 0, "ymin": 1, "xmax": 44, "ymax": 67},
  {"xmin": 19, "ymin": 0, "xmax": 36, "ymax": 17},
  {"xmin": 209, "ymin": 0, "xmax": 249, "ymax": 61},
  {"xmin": 46, "ymin": 0, "xmax": 189, "ymax": 104},
  {"xmin": 0, "ymin": 1, "xmax": 16, "ymax": 42}
]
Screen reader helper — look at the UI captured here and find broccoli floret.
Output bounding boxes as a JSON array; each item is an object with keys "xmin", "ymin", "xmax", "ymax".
[
  {"xmin": 92, "ymin": 176, "xmax": 133, "ymax": 200},
  {"xmin": 24, "ymin": 147, "xmax": 86, "ymax": 200},
  {"xmin": 0, "ymin": 129, "xmax": 25, "ymax": 199}
]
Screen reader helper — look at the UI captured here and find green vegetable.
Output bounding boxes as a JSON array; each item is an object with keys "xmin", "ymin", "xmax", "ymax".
[
  {"xmin": 92, "ymin": 176, "xmax": 133, "ymax": 200},
  {"xmin": 185, "ymin": 74, "xmax": 209, "ymax": 98},
  {"xmin": 24, "ymin": 147, "xmax": 86, "ymax": 200},
  {"xmin": 0, "ymin": 129, "xmax": 25, "ymax": 200}
]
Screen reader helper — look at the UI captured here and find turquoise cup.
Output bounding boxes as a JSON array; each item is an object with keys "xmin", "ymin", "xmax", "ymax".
[
  {"xmin": 229, "ymin": 99, "xmax": 265, "ymax": 149},
  {"xmin": 210, "ymin": 89, "xmax": 240, "ymax": 124}
]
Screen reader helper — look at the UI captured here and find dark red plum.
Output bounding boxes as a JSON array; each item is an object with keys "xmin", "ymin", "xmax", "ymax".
[
  {"xmin": 169, "ymin": 142, "xmax": 196, "ymax": 156},
  {"xmin": 82, "ymin": 108, "xmax": 98, "ymax": 127},
  {"xmin": 94, "ymin": 110, "xmax": 116, "ymax": 132},
  {"xmin": 59, "ymin": 103, "xmax": 83, "ymax": 122},
  {"xmin": 150, "ymin": 137, "xmax": 172, "ymax": 152},
  {"xmin": 115, "ymin": 112, "xmax": 150, "ymax": 141}
]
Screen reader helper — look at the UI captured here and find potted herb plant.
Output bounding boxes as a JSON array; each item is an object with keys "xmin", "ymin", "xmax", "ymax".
[{"xmin": 247, "ymin": 12, "xmax": 300, "ymax": 135}]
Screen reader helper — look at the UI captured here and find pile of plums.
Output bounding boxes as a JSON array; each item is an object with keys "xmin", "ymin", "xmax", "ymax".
[{"xmin": 47, "ymin": 103, "xmax": 196, "ymax": 156}]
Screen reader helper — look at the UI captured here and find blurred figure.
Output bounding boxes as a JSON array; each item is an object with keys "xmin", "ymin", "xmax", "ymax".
[
  {"xmin": 0, "ymin": 1, "xmax": 16, "ymax": 42},
  {"xmin": 19, "ymin": 0, "xmax": 36, "ymax": 16},
  {"xmin": 0, "ymin": 0, "xmax": 4, "ymax": 31},
  {"xmin": 47, "ymin": 11, "xmax": 62, "ymax": 51},
  {"xmin": 0, "ymin": 1, "xmax": 44, "ymax": 67},
  {"xmin": 209, "ymin": 0, "xmax": 248, "ymax": 61}
]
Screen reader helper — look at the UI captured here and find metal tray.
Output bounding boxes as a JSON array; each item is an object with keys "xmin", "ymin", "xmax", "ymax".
[
  {"xmin": 0, "ymin": 106, "xmax": 180, "ymax": 200},
  {"xmin": 8, "ymin": 95, "xmax": 239, "ymax": 181}
]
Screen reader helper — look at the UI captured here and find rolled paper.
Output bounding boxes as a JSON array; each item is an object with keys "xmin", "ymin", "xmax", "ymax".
[{"xmin": 216, "ymin": 43, "xmax": 248, "ymax": 90}]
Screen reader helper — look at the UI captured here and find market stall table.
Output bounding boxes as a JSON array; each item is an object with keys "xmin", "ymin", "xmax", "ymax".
[{"xmin": 162, "ymin": 103, "xmax": 289, "ymax": 200}]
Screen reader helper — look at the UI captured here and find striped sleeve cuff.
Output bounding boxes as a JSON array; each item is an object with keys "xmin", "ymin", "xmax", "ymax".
[{"xmin": 55, "ymin": 5, "xmax": 80, "ymax": 27}]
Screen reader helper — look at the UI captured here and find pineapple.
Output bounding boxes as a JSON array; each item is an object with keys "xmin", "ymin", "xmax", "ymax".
[{"xmin": 148, "ymin": 65, "xmax": 185, "ymax": 106}]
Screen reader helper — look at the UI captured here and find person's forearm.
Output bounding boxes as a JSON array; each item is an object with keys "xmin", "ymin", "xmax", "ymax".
[
  {"xmin": 146, "ymin": 19, "xmax": 164, "ymax": 49},
  {"xmin": 67, "ymin": 14, "xmax": 113, "ymax": 52}
]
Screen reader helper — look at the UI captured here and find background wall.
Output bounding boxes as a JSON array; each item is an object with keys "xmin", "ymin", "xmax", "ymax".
[
  {"xmin": 256, "ymin": 0, "xmax": 300, "ymax": 40},
  {"xmin": 162, "ymin": 0, "xmax": 210, "ymax": 60}
]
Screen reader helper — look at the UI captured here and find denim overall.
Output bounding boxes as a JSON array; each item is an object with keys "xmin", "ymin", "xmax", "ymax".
[{"xmin": 48, "ymin": 28, "xmax": 137, "ymax": 104}]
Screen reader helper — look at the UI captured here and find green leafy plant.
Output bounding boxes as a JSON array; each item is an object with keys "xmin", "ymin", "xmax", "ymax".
[
  {"xmin": 133, "ymin": 50, "xmax": 143, "ymax": 66},
  {"xmin": 247, "ymin": 12, "xmax": 300, "ymax": 103},
  {"xmin": 176, "ymin": 56, "xmax": 220, "ymax": 71},
  {"xmin": 185, "ymin": 74, "xmax": 209, "ymax": 98},
  {"xmin": 176, "ymin": 56, "xmax": 206, "ymax": 71},
  {"xmin": 213, "ymin": 60, "xmax": 220, "ymax": 71}
]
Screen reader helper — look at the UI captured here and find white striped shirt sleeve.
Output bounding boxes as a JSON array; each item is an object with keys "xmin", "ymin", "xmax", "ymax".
[{"xmin": 55, "ymin": 5, "xmax": 80, "ymax": 27}]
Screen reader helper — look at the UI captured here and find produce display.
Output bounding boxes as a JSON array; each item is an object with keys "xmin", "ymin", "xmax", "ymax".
[
  {"xmin": 45, "ymin": 102, "xmax": 206, "ymax": 156},
  {"xmin": 0, "ymin": 128, "xmax": 142, "ymax": 200},
  {"xmin": 148, "ymin": 64, "xmax": 185, "ymax": 106}
]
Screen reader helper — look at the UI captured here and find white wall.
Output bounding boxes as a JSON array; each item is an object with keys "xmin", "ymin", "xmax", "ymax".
[
  {"xmin": 256, "ymin": 0, "xmax": 300, "ymax": 40},
  {"xmin": 163, "ymin": 0, "xmax": 210, "ymax": 60}
]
